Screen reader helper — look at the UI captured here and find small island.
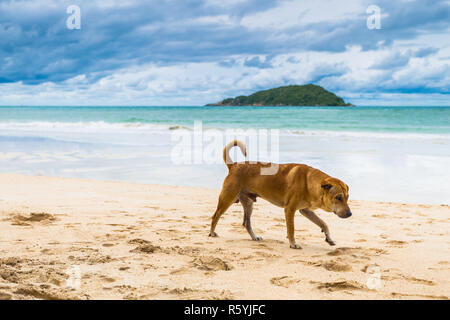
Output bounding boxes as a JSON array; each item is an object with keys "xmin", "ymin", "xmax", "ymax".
[{"xmin": 206, "ymin": 84, "xmax": 352, "ymax": 107}]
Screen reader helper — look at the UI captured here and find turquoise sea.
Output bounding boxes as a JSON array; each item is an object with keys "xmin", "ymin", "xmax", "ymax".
[
  {"xmin": 1, "ymin": 106, "xmax": 449, "ymax": 134},
  {"xmin": 0, "ymin": 106, "xmax": 449, "ymax": 204}
]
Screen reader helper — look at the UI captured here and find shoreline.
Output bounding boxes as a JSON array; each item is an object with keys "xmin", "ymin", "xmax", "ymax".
[{"xmin": 0, "ymin": 173, "xmax": 449, "ymax": 300}]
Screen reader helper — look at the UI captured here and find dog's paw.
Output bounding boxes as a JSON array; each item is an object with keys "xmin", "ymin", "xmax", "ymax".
[
  {"xmin": 252, "ymin": 236, "xmax": 263, "ymax": 241},
  {"xmin": 209, "ymin": 232, "xmax": 218, "ymax": 237},
  {"xmin": 290, "ymin": 244, "xmax": 302, "ymax": 249},
  {"xmin": 325, "ymin": 237, "xmax": 336, "ymax": 246}
]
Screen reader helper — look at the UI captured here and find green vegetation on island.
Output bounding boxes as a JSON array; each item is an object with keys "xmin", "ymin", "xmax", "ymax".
[{"xmin": 206, "ymin": 84, "xmax": 352, "ymax": 107}]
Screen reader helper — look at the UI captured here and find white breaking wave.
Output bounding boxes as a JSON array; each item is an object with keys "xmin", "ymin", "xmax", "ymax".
[
  {"xmin": 0, "ymin": 121, "xmax": 449, "ymax": 143},
  {"xmin": 284, "ymin": 129, "xmax": 450, "ymax": 142},
  {"xmin": 0, "ymin": 121, "xmax": 172, "ymax": 133}
]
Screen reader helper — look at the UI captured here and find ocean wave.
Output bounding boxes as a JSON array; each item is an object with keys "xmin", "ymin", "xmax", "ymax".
[
  {"xmin": 0, "ymin": 121, "xmax": 172, "ymax": 133},
  {"xmin": 0, "ymin": 121, "xmax": 449, "ymax": 142},
  {"xmin": 284, "ymin": 129, "xmax": 450, "ymax": 141}
]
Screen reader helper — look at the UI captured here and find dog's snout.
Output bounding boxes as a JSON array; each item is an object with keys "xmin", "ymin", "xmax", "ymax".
[{"xmin": 346, "ymin": 211, "xmax": 352, "ymax": 218}]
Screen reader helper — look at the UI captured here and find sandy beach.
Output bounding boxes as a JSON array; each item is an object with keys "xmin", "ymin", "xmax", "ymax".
[{"xmin": 0, "ymin": 173, "xmax": 448, "ymax": 300}]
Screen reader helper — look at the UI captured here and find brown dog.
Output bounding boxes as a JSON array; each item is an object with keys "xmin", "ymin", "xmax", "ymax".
[{"xmin": 209, "ymin": 140, "xmax": 352, "ymax": 249}]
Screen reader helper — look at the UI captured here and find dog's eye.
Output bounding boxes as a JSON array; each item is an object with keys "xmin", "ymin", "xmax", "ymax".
[{"xmin": 336, "ymin": 195, "xmax": 343, "ymax": 201}]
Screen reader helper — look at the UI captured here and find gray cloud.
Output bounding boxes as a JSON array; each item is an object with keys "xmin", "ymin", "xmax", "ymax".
[{"xmin": 0, "ymin": 0, "xmax": 448, "ymax": 104}]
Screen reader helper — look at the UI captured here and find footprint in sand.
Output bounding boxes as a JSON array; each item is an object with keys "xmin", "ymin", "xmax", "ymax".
[
  {"xmin": 161, "ymin": 286, "xmax": 234, "ymax": 300},
  {"xmin": 251, "ymin": 243, "xmax": 269, "ymax": 249},
  {"xmin": 296, "ymin": 256, "xmax": 352, "ymax": 272},
  {"xmin": 386, "ymin": 240, "xmax": 407, "ymax": 247},
  {"xmin": 255, "ymin": 251, "xmax": 279, "ymax": 258},
  {"xmin": 391, "ymin": 292, "xmax": 448, "ymax": 300},
  {"xmin": 328, "ymin": 247, "xmax": 386, "ymax": 257},
  {"xmin": 327, "ymin": 247, "xmax": 359, "ymax": 256},
  {"xmin": 270, "ymin": 276, "xmax": 300, "ymax": 288},
  {"xmin": 69, "ymin": 252, "xmax": 115, "ymax": 265},
  {"xmin": 40, "ymin": 248, "xmax": 54, "ymax": 255},
  {"xmin": 191, "ymin": 256, "xmax": 233, "ymax": 271},
  {"xmin": 102, "ymin": 243, "xmax": 115, "ymax": 247},
  {"xmin": 100, "ymin": 276, "xmax": 116, "ymax": 283},
  {"xmin": 13, "ymin": 286, "xmax": 85, "ymax": 300},
  {"xmin": 190, "ymin": 225, "xmax": 202, "ymax": 230},
  {"xmin": 110, "ymin": 210, "xmax": 128, "ymax": 214},
  {"xmin": 0, "ymin": 257, "xmax": 87, "ymax": 298},
  {"xmin": 0, "ymin": 292, "xmax": 12, "ymax": 300},
  {"xmin": 380, "ymin": 271, "xmax": 436, "ymax": 286},
  {"xmin": 406, "ymin": 232, "xmax": 421, "ymax": 237},
  {"xmin": 9, "ymin": 213, "xmax": 56, "ymax": 226},
  {"xmin": 101, "ymin": 233, "xmax": 127, "ymax": 241},
  {"xmin": 319, "ymin": 261, "xmax": 352, "ymax": 272},
  {"xmin": 372, "ymin": 214, "xmax": 388, "ymax": 218},
  {"xmin": 128, "ymin": 239, "xmax": 162, "ymax": 254},
  {"xmin": 314, "ymin": 280, "xmax": 366, "ymax": 292},
  {"xmin": 398, "ymin": 275, "xmax": 435, "ymax": 286},
  {"xmin": 169, "ymin": 267, "xmax": 192, "ymax": 275}
]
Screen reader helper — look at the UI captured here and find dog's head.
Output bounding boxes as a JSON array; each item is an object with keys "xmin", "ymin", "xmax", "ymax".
[{"xmin": 321, "ymin": 177, "xmax": 352, "ymax": 219}]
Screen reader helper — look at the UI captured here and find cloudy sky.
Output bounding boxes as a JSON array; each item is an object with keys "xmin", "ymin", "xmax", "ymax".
[{"xmin": 0, "ymin": 0, "xmax": 449, "ymax": 106}]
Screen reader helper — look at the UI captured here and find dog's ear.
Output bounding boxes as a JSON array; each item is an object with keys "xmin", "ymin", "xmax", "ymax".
[{"xmin": 321, "ymin": 183, "xmax": 333, "ymax": 191}]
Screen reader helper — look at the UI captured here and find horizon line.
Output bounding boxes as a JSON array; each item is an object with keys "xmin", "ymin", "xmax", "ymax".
[{"xmin": 0, "ymin": 105, "xmax": 450, "ymax": 108}]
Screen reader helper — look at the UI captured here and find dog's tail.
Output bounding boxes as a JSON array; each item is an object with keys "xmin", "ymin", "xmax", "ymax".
[{"xmin": 223, "ymin": 140, "xmax": 247, "ymax": 169}]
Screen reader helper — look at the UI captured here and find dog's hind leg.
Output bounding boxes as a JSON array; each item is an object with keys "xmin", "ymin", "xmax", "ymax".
[
  {"xmin": 285, "ymin": 207, "xmax": 302, "ymax": 249},
  {"xmin": 300, "ymin": 209, "xmax": 335, "ymax": 246},
  {"xmin": 209, "ymin": 178, "xmax": 240, "ymax": 238},
  {"xmin": 240, "ymin": 194, "xmax": 262, "ymax": 241}
]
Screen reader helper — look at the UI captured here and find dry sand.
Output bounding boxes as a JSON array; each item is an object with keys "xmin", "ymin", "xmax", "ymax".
[{"xmin": 0, "ymin": 173, "xmax": 448, "ymax": 300}]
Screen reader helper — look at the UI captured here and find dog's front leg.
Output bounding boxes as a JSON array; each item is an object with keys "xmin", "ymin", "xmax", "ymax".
[
  {"xmin": 300, "ymin": 209, "xmax": 335, "ymax": 246},
  {"xmin": 285, "ymin": 207, "xmax": 301, "ymax": 249}
]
